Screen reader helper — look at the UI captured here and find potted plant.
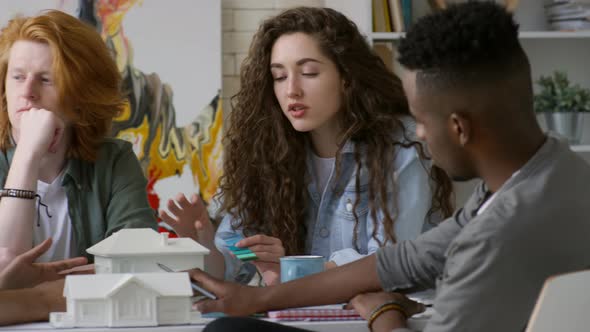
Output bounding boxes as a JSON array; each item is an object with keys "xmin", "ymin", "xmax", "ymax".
[{"xmin": 534, "ymin": 70, "xmax": 590, "ymax": 145}]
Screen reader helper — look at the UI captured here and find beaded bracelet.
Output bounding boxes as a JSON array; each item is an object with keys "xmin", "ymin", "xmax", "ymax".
[{"xmin": 367, "ymin": 300, "xmax": 409, "ymax": 332}]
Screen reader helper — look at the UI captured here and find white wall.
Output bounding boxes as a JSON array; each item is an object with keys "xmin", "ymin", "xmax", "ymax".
[
  {"xmin": 123, "ymin": 1, "xmax": 221, "ymax": 126},
  {"xmin": 324, "ymin": 0, "xmax": 370, "ymax": 35},
  {"xmin": 0, "ymin": 0, "xmax": 77, "ymax": 22}
]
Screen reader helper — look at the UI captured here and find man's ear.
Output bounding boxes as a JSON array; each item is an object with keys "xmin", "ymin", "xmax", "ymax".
[{"xmin": 449, "ymin": 112, "xmax": 471, "ymax": 146}]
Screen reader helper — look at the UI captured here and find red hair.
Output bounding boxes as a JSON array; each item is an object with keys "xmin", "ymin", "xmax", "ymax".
[{"xmin": 0, "ymin": 10, "xmax": 124, "ymax": 161}]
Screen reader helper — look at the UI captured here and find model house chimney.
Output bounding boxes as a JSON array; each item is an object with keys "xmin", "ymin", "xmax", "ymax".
[{"xmin": 161, "ymin": 232, "xmax": 169, "ymax": 246}]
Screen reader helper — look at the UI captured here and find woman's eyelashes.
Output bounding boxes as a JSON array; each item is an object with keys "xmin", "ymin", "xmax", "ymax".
[
  {"xmin": 272, "ymin": 72, "xmax": 319, "ymax": 82},
  {"xmin": 273, "ymin": 75, "xmax": 286, "ymax": 82}
]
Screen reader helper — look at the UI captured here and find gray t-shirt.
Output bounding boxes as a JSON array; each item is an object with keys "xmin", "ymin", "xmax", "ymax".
[{"xmin": 377, "ymin": 136, "xmax": 590, "ymax": 332}]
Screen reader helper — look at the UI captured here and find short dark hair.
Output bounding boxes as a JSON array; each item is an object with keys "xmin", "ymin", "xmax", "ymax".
[{"xmin": 398, "ymin": 1, "xmax": 529, "ymax": 90}]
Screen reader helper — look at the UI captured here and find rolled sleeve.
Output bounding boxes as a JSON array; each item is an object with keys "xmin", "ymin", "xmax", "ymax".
[
  {"xmin": 377, "ymin": 218, "xmax": 461, "ymax": 291},
  {"xmin": 329, "ymin": 248, "xmax": 366, "ymax": 266},
  {"xmin": 215, "ymin": 213, "xmax": 257, "ymax": 283}
]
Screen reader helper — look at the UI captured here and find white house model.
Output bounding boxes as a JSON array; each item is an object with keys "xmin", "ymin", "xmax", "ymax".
[
  {"xmin": 87, "ymin": 228, "xmax": 210, "ymax": 274},
  {"xmin": 50, "ymin": 273, "xmax": 202, "ymax": 328},
  {"xmin": 49, "ymin": 228, "xmax": 211, "ymax": 328}
]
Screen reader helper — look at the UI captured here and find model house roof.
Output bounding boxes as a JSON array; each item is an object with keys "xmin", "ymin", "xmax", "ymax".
[
  {"xmin": 86, "ymin": 228, "xmax": 210, "ymax": 257},
  {"xmin": 63, "ymin": 273, "xmax": 193, "ymax": 299}
]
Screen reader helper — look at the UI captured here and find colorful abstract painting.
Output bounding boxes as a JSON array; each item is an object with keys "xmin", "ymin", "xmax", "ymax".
[{"xmin": 79, "ymin": 0, "xmax": 223, "ymax": 210}]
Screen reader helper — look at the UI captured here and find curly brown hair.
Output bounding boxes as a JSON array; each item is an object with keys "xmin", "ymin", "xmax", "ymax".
[{"xmin": 220, "ymin": 7, "xmax": 454, "ymax": 255}]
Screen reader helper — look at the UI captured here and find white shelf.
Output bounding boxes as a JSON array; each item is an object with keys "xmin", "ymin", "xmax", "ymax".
[
  {"xmin": 370, "ymin": 30, "xmax": 590, "ymax": 42},
  {"xmin": 370, "ymin": 32, "xmax": 404, "ymax": 41},
  {"xmin": 519, "ymin": 31, "xmax": 590, "ymax": 39},
  {"xmin": 571, "ymin": 145, "xmax": 590, "ymax": 153}
]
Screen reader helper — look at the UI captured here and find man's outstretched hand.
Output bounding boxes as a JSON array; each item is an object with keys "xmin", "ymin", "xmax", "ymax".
[{"xmin": 0, "ymin": 238, "xmax": 87, "ymax": 290}]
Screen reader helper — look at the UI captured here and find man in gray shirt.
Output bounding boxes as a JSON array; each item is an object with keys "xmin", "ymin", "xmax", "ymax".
[{"xmin": 193, "ymin": 2, "xmax": 590, "ymax": 332}]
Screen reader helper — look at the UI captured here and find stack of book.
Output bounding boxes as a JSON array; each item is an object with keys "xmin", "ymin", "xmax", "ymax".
[
  {"xmin": 267, "ymin": 304, "xmax": 362, "ymax": 321},
  {"xmin": 372, "ymin": 0, "xmax": 412, "ymax": 32},
  {"xmin": 544, "ymin": 0, "xmax": 590, "ymax": 31}
]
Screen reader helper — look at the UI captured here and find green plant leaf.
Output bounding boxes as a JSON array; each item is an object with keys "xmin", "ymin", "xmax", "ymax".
[{"xmin": 534, "ymin": 70, "xmax": 590, "ymax": 113}]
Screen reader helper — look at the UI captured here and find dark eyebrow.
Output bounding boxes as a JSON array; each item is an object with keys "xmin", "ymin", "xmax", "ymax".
[{"xmin": 270, "ymin": 58, "xmax": 324, "ymax": 69}]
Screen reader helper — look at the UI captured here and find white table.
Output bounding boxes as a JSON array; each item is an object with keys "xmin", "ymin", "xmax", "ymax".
[{"xmin": 0, "ymin": 310, "xmax": 432, "ymax": 332}]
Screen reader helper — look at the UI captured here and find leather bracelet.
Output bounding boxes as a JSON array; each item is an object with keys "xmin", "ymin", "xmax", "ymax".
[
  {"xmin": 0, "ymin": 189, "xmax": 51, "ymax": 227},
  {"xmin": 0, "ymin": 188, "xmax": 36, "ymax": 199},
  {"xmin": 367, "ymin": 300, "xmax": 409, "ymax": 332}
]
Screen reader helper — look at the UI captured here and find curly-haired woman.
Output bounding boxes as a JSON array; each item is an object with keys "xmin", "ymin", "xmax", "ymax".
[{"xmin": 162, "ymin": 7, "xmax": 454, "ymax": 285}]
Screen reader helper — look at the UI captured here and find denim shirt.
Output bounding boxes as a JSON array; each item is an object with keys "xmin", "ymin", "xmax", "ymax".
[
  {"xmin": 216, "ymin": 135, "xmax": 435, "ymax": 282},
  {"xmin": 0, "ymin": 138, "xmax": 158, "ymax": 261}
]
